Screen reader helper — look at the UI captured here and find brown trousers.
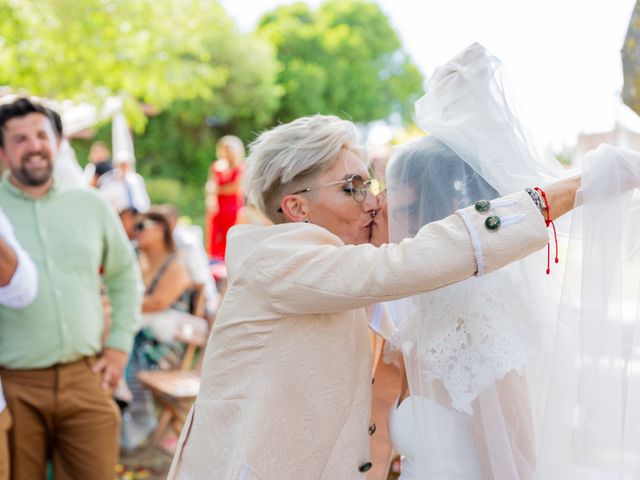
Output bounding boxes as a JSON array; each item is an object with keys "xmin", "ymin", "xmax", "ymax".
[
  {"xmin": 0, "ymin": 408, "xmax": 11, "ymax": 480},
  {"xmin": 1, "ymin": 357, "xmax": 121, "ymax": 480}
]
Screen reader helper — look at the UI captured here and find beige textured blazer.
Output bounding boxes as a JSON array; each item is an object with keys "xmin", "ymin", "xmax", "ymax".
[{"xmin": 168, "ymin": 191, "xmax": 548, "ymax": 480}]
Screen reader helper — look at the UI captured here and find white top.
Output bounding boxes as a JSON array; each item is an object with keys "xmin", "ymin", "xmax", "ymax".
[
  {"xmin": 0, "ymin": 207, "xmax": 38, "ymax": 309},
  {"xmin": 174, "ymin": 224, "xmax": 219, "ymax": 314},
  {"xmin": 98, "ymin": 170, "xmax": 150, "ymax": 213},
  {"xmin": 53, "ymin": 139, "xmax": 86, "ymax": 188},
  {"xmin": 0, "ymin": 207, "xmax": 39, "ymax": 412}
]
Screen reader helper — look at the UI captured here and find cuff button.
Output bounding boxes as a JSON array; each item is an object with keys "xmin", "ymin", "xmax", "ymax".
[
  {"xmin": 485, "ymin": 215, "xmax": 501, "ymax": 230},
  {"xmin": 359, "ymin": 462, "xmax": 373, "ymax": 473},
  {"xmin": 475, "ymin": 199, "xmax": 491, "ymax": 212}
]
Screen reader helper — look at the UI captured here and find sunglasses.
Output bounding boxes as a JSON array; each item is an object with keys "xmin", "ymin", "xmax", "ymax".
[{"xmin": 134, "ymin": 218, "xmax": 159, "ymax": 232}]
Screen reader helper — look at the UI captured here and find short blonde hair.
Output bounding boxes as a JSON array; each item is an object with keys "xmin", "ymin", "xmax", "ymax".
[{"xmin": 245, "ymin": 115, "xmax": 364, "ymax": 223}]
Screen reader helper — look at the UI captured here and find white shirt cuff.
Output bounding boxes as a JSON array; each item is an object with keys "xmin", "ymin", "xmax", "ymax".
[{"xmin": 0, "ymin": 247, "xmax": 38, "ymax": 309}]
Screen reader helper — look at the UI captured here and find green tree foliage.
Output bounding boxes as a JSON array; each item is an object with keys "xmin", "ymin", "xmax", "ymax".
[
  {"xmin": 133, "ymin": 32, "xmax": 282, "ymax": 187},
  {"xmin": 0, "ymin": 0, "xmax": 243, "ymax": 129},
  {"xmin": 1, "ymin": 0, "xmax": 281, "ymax": 223},
  {"xmin": 257, "ymin": 0, "xmax": 424, "ymax": 123},
  {"xmin": 2, "ymin": 0, "xmax": 422, "ymax": 224},
  {"xmin": 128, "ymin": 31, "xmax": 281, "ymax": 228}
]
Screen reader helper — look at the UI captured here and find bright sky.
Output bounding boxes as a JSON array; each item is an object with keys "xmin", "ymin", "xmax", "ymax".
[{"xmin": 222, "ymin": 0, "xmax": 637, "ymax": 149}]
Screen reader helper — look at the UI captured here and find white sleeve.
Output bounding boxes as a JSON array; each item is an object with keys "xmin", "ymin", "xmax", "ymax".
[
  {"xmin": 0, "ymin": 246, "xmax": 38, "ymax": 308},
  {"xmin": 175, "ymin": 226, "xmax": 219, "ymax": 313},
  {"xmin": 0, "ymin": 211, "xmax": 39, "ymax": 309},
  {"xmin": 181, "ymin": 243, "xmax": 210, "ymax": 285}
]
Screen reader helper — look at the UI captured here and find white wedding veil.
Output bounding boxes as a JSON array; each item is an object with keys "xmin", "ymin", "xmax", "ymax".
[
  {"xmin": 536, "ymin": 145, "xmax": 640, "ymax": 479},
  {"xmin": 385, "ymin": 43, "xmax": 640, "ymax": 479}
]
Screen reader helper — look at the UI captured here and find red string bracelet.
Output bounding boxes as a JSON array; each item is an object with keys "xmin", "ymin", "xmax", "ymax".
[{"xmin": 534, "ymin": 187, "xmax": 558, "ymax": 274}]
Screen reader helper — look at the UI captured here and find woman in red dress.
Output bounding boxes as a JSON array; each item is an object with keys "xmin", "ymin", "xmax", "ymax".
[{"xmin": 205, "ymin": 136, "xmax": 245, "ymax": 260}]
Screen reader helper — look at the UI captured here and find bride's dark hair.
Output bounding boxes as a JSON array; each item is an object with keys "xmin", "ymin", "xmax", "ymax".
[{"xmin": 388, "ymin": 136, "xmax": 499, "ymax": 232}]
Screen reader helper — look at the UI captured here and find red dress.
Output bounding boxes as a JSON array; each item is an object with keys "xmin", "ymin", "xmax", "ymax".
[{"xmin": 208, "ymin": 164, "xmax": 243, "ymax": 260}]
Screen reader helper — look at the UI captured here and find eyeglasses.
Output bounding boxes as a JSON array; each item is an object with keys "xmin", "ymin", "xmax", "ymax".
[
  {"xmin": 134, "ymin": 218, "xmax": 159, "ymax": 232},
  {"xmin": 277, "ymin": 174, "xmax": 380, "ymax": 213}
]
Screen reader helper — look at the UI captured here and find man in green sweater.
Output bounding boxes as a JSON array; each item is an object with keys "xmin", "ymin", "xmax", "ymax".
[{"xmin": 0, "ymin": 98, "xmax": 143, "ymax": 480}]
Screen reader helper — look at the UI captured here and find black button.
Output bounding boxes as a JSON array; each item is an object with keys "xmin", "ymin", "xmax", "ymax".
[
  {"xmin": 359, "ymin": 462, "xmax": 373, "ymax": 473},
  {"xmin": 369, "ymin": 423, "xmax": 376, "ymax": 436},
  {"xmin": 485, "ymin": 215, "xmax": 501, "ymax": 230},
  {"xmin": 475, "ymin": 199, "xmax": 491, "ymax": 212}
]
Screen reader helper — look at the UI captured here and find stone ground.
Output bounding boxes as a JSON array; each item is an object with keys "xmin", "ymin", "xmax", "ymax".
[{"xmin": 116, "ymin": 438, "xmax": 175, "ymax": 480}]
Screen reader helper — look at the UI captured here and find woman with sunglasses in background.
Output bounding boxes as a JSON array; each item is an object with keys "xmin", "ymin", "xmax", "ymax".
[
  {"xmin": 164, "ymin": 112, "xmax": 598, "ymax": 480},
  {"xmin": 135, "ymin": 210, "xmax": 192, "ymax": 318},
  {"xmin": 120, "ymin": 209, "xmax": 204, "ymax": 451}
]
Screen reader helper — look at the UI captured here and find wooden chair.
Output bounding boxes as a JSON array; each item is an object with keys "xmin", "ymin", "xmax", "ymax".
[
  {"xmin": 178, "ymin": 284, "xmax": 206, "ymax": 370},
  {"xmin": 188, "ymin": 283, "xmax": 206, "ymax": 319},
  {"xmin": 137, "ymin": 284, "xmax": 210, "ymax": 454},
  {"xmin": 136, "ymin": 369, "xmax": 201, "ymax": 454}
]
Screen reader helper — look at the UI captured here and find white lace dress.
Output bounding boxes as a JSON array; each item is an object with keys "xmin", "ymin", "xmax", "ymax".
[{"xmin": 387, "ymin": 267, "xmax": 540, "ymax": 479}]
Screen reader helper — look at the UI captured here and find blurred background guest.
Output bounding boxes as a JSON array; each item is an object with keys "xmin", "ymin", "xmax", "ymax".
[
  {"xmin": 120, "ymin": 209, "xmax": 206, "ymax": 451},
  {"xmin": 85, "ymin": 140, "xmax": 114, "ymax": 188},
  {"xmin": 137, "ymin": 210, "xmax": 192, "ymax": 319},
  {"xmin": 98, "ymin": 152, "xmax": 150, "ymax": 240},
  {"xmin": 205, "ymin": 135, "xmax": 245, "ymax": 260},
  {"xmin": 99, "ymin": 113, "xmax": 151, "ymax": 239},
  {"xmin": 154, "ymin": 204, "xmax": 219, "ymax": 318},
  {"xmin": 100, "ymin": 151, "xmax": 150, "ymax": 216}
]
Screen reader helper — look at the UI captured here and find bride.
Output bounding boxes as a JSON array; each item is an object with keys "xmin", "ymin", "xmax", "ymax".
[
  {"xmin": 384, "ymin": 137, "xmax": 552, "ymax": 479},
  {"xmin": 375, "ymin": 43, "xmax": 640, "ymax": 479}
]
